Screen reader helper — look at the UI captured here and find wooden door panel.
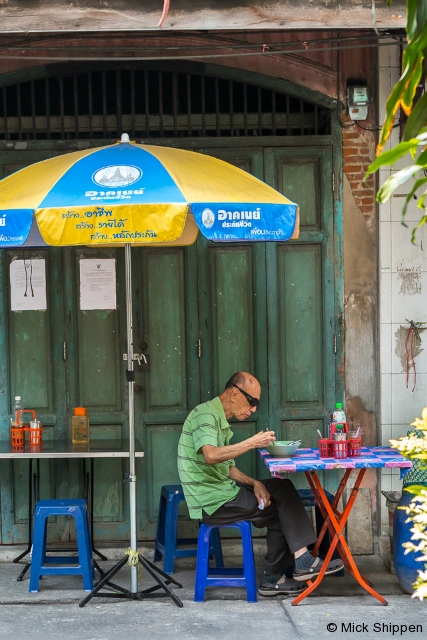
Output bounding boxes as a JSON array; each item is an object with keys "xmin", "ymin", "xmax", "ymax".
[
  {"xmin": 197, "ymin": 147, "xmax": 269, "ymax": 492},
  {"xmin": 93, "ymin": 459, "xmax": 126, "ymax": 522},
  {"xmin": 265, "ymin": 146, "xmax": 338, "ymax": 493},
  {"xmin": 229, "ymin": 422, "xmax": 258, "ymax": 479},
  {"xmin": 265, "ymin": 147, "xmax": 335, "ymax": 424},
  {"xmin": 9, "ymin": 310, "xmax": 51, "ymax": 409},
  {"xmin": 65, "ymin": 248, "xmax": 129, "ymax": 541},
  {"xmin": 7, "ymin": 251, "xmax": 53, "ymax": 412},
  {"xmin": 144, "ymin": 250, "xmax": 188, "ymax": 411},
  {"xmin": 198, "ymin": 147, "xmax": 264, "ymax": 179},
  {"xmin": 136, "ymin": 244, "xmax": 200, "ymax": 538},
  {"xmin": 276, "ymin": 158, "xmax": 321, "ymax": 230},
  {"xmin": 278, "ymin": 245, "xmax": 323, "ymax": 406},
  {"xmin": 0, "ymin": 247, "xmax": 68, "ymax": 543},
  {"xmin": 9, "ymin": 458, "xmax": 65, "ymax": 543},
  {"xmin": 146, "ymin": 425, "xmax": 185, "ymax": 528},
  {"xmin": 78, "ymin": 310, "xmax": 121, "ymax": 409},
  {"xmin": 209, "ymin": 245, "xmax": 255, "ymax": 393}
]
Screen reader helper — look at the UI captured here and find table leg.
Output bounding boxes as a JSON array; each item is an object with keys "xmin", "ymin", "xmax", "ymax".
[
  {"xmin": 89, "ymin": 458, "xmax": 108, "ymax": 562},
  {"xmin": 306, "ymin": 470, "xmax": 353, "ymax": 572},
  {"xmin": 307, "ymin": 470, "xmax": 376, "ymax": 587},
  {"xmin": 310, "ymin": 469, "xmax": 351, "ymax": 557},
  {"xmin": 291, "ymin": 469, "xmax": 388, "ymax": 606},
  {"xmin": 14, "ymin": 459, "xmax": 34, "ymax": 580}
]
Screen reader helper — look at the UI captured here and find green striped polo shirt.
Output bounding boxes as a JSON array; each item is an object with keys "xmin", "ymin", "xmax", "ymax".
[{"xmin": 177, "ymin": 396, "xmax": 239, "ymax": 519}]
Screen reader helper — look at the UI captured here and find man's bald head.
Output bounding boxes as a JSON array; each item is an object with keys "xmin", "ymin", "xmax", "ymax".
[
  {"xmin": 224, "ymin": 372, "xmax": 260, "ymax": 393},
  {"xmin": 220, "ymin": 372, "xmax": 261, "ymax": 420}
]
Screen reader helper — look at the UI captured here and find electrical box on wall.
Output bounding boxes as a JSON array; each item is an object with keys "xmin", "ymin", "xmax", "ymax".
[{"xmin": 347, "ymin": 86, "xmax": 369, "ymax": 120}]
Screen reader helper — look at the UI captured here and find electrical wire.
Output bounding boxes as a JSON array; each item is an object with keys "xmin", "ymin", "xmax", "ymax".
[
  {"xmin": 356, "ymin": 121, "xmax": 402, "ymax": 131},
  {"xmin": 23, "ymin": 256, "xmax": 34, "ymax": 298},
  {"xmin": 0, "ymin": 39, "xmax": 404, "ymax": 63},
  {"xmin": 158, "ymin": 0, "xmax": 170, "ymax": 28},
  {"xmin": 0, "ymin": 32, "xmax": 402, "ymax": 53}
]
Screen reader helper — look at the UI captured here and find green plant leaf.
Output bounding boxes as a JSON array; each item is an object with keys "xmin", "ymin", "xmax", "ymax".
[
  {"xmin": 413, "ymin": 147, "xmax": 427, "ymax": 165},
  {"xmin": 417, "ymin": 191, "xmax": 427, "ymax": 209},
  {"xmin": 417, "ymin": 0, "xmax": 427, "ymax": 38},
  {"xmin": 410, "ymin": 452, "xmax": 427, "ymax": 460},
  {"xmin": 379, "ymin": 79, "xmax": 409, "ymax": 150},
  {"xmin": 402, "ymin": 62, "xmax": 424, "ymax": 113},
  {"xmin": 377, "ymin": 165, "xmax": 421, "ymax": 202},
  {"xmin": 411, "ymin": 214, "xmax": 427, "ymax": 242},
  {"xmin": 366, "ymin": 140, "xmax": 423, "ymax": 178},
  {"xmin": 401, "ymin": 177, "xmax": 427, "ymax": 221},
  {"xmin": 379, "ymin": 19, "xmax": 427, "ymax": 150},
  {"xmin": 403, "ymin": 484, "xmax": 427, "ymax": 496},
  {"xmin": 403, "ymin": 92, "xmax": 427, "ymax": 140},
  {"xmin": 407, "ymin": 0, "xmax": 418, "ymax": 41}
]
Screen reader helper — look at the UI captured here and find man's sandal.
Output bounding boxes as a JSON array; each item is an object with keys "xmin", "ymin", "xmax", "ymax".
[
  {"xmin": 293, "ymin": 557, "xmax": 344, "ymax": 582},
  {"xmin": 258, "ymin": 575, "xmax": 306, "ymax": 597}
]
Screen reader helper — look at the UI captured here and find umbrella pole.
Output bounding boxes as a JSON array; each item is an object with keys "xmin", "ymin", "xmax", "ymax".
[
  {"xmin": 79, "ymin": 244, "xmax": 183, "ymax": 608},
  {"xmin": 125, "ymin": 242, "xmax": 138, "ymax": 593}
]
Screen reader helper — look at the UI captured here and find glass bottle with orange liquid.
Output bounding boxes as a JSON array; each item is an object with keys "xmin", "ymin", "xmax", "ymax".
[{"xmin": 71, "ymin": 407, "xmax": 89, "ymax": 444}]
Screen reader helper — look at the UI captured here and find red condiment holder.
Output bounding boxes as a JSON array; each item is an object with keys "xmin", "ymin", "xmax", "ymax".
[
  {"xmin": 318, "ymin": 436, "xmax": 362, "ymax": 459},
  {"xmin": 10, "ymin": 410, "xmax": 43, "ymax": 448},
  {"xmin": 318, "ymin": 438, "xmax": 334, "ymax": 458},
  {"xmin": 348, "ymin": 437, "xmax": 362, "ymax": 457}
]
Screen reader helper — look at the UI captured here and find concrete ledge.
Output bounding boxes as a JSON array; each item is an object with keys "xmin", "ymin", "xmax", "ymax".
[{"xmin": 0, "ymin": 538, "xmax": 266, "ymax": 563}]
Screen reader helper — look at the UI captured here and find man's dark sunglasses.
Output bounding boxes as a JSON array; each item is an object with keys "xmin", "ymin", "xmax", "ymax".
[{"xmin": 233, "ymin": 384, "xmax": 260, "ymax": 407}]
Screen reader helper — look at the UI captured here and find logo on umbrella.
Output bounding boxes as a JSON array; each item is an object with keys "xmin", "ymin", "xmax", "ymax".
[
  {"xmin": 92, "ymin": 165, "xmax": 142, "ymax": 188},
  {"xmin": 201, "ymin": 208, "xmax": 215, "ymax": 229}
]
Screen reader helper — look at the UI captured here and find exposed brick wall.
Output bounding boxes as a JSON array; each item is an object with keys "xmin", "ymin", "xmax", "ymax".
[{"xmin": 342, "ymin": 115, "xmax": 377, "ymax": 233}]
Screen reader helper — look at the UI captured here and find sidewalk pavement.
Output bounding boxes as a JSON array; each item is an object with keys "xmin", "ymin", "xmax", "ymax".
[{"xmin": 0, "ymin": 542, "xmax": 425, "ymax": 639}]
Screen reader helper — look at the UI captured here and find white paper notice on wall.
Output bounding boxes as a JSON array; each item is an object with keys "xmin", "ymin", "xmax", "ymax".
[
  {"xmin": 10, "ymin": 258, "xmax": 47, "ymax": 311},
  {"xmin": 80, "ymin": 258, "xmax": 117, "ymax": 310}
]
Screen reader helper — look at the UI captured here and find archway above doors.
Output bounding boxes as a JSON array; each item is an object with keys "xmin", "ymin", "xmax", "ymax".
[{"xmin": 0, "ymin": 63, "xmax": 332, "ymax": 141}]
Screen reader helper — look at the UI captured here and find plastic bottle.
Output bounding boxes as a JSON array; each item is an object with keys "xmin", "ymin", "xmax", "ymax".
[
  {"xmin": 332, "ymin": 402, "xmax": 346, "ymax": 424},
  {"xmin": 13, "ymin": 396, "xmax": 23, "ymax": 426}
]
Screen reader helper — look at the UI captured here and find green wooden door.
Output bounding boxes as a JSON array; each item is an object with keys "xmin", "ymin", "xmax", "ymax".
[
  {"xmin": 62, "ymin": 247, "xmax": 132, "ymax": 542},
  {"xmin": 264, "ymin": 146, "xmax": 338, "ymax": 492},
  {"xmin": 196, "ymin": 148, "xmax": 269, "ymax": 486},
  {"xmin": 0, "ymin": 248, "xmax": 72, "ymax": 543},
  {"xmin": 130, "ymin": 244, "xmax": 201, "ymax": 538}
]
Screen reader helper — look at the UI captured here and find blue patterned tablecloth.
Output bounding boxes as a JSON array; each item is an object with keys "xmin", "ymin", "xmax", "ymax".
[{"xmin": 259, "ymin": 446, "xmax": 412, "ymax": 476}]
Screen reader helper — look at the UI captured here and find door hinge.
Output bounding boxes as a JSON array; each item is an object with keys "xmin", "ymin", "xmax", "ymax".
[
  {"xmin": 198, "ymin": 338, "xmax": 202, "ymax": 358},
  {"xmin": 334, "ymin": 334, "xmax": 337, "ymax": 354},
  {"xmin": 63, "ymin": 340, "xmax": 67, "ymax": 361},
  {"xmin": 332, "ymin": 173, "xmax": 335, "ymax": 193}
]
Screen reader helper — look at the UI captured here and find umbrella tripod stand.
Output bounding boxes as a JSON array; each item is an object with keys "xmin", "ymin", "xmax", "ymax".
[{"xmin": 79, "ymin": 245, "xmax": 183, "ymax": 608}]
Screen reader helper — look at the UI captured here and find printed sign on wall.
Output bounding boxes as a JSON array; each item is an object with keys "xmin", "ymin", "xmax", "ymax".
[
  {"xmin": 80, "ymin": 258, "xmax": 117, "ymax": 310},
  {"xmin": 10, "ymin": 258, "xmax": 47, "ymax": 311}
]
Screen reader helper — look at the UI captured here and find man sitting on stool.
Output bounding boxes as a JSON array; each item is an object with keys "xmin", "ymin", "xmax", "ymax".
[{"xmin": 178, "ymin": 371, "xmax": 343, "ymax": 596}]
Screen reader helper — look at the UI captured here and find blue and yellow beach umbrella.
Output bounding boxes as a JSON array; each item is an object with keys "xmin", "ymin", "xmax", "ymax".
[{"xmin": 0, "ymin": 135, "xmax": 299, "ymax": 248}]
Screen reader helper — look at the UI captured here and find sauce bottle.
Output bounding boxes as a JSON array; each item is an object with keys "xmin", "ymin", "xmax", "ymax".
[{"xmin": 71, "ymin": 407, "xmax": 89, "ymax": 444}]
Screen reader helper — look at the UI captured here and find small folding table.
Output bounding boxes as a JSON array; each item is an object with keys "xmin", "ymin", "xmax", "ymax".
[
  {"xmin": 259, "ymin": 446, "xmax": 412, "ymax": 606},
  {"xmin": 0, "ymin": 439, "xmax": 145, "ymax": 581}
]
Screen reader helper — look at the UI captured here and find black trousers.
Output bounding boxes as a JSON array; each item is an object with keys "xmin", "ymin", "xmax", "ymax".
[{"xmin": 202, "ymin": 478, "xmax": 317, "ymax": 575}]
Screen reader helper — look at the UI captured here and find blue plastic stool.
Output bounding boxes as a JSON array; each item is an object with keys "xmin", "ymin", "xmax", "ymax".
[
  {"xmin": 154, "ymin": 485, "xmax": 224, "ymax": 574},
  {"xmin": 283, "ymin": 489, "xmax": 344, "ymax": 579},
  {"xmin": 29, "ymin": 499, "xmax": 93, "ymax": 593},
  {"xmin": 194, "ymin": 521, "xmax": 257, "ymax": 603}
]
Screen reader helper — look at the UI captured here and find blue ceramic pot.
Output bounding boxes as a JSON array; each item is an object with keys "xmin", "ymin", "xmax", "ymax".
[{"xmin": 393, "ymin": 491, "xmax": 424, "ymax": 594}]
